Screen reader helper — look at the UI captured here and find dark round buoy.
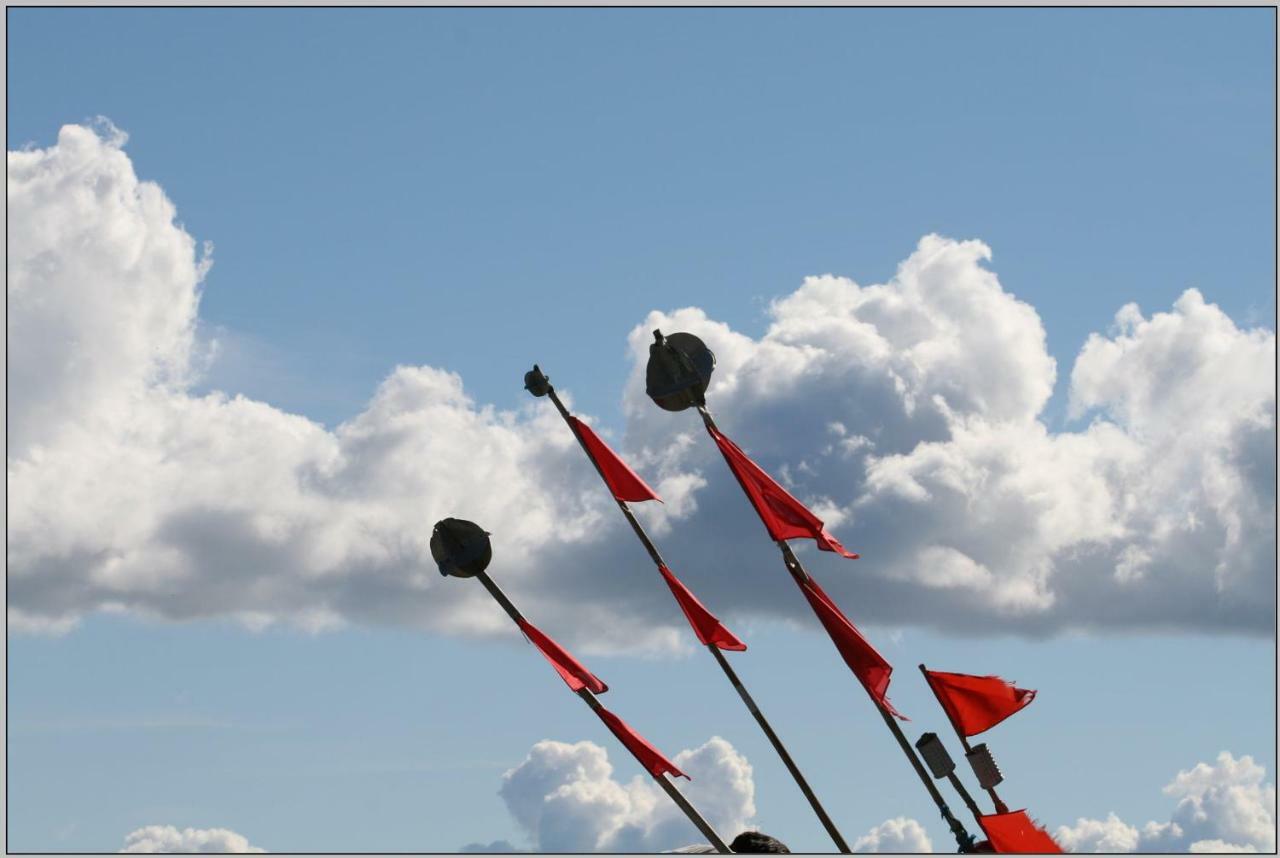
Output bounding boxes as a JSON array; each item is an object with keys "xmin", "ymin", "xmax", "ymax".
[
  {"xmin": 524, "ymin": 365, "xmax": 552, "ymax": 397},
  {"xmin": 430, "ymin": 518, "xmax": 493, "ymax": 578},
  {"xmin": 646, "ymin": 330, "xmax": 715, "ymax": 412}
]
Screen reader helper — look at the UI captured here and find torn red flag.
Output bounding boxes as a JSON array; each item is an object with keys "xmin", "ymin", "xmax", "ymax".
[
  {"xmin": 923, "ymin": 669, "xmax": 1036, "ymax": 737},
  {"xmin": 707, "ymin": 426, "xmax": 857, "ymax": 558},
  {"xmin": 658, "ymin": 564, "xmax": 746, "ymax": 651},
  {"xmin": 595, "ymin": 705, "xmax": 688, "ymax": 780},
  {"xmin": 517, "ymin": 618, "xmax": 608, "ymax": 695},
  {"xmin": 569, "ymin": 416, "xmax": 662, "ymax": 504},
  {"xmin": 978, "ymin": 810, "xmax": 1062, "ymax": 853},
  {"xmin": 798, "ymin": 574, "xmax": 906, "ymax": 719}
]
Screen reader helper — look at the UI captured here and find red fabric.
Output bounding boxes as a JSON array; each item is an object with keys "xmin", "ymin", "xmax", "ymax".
[
  {"xmin": 978, "ymin": 810, "xmax": 1063, "ymax": 853},
  {"xmin": 708, "ymin": 426, "xmax": 858, "ymax": 558},
  {"xmin": 595, "ymin": 705, "xmax": 688, "ymax": 780},
  {"xmin": 569, "ymin": 416, "xmax": 662, "ymax": 504},
  {"xmin": 517, "ymin": 618, "xmax": 608, "ymax": 695},
  {"xmin": 923, "ymin": 669, "xmax": 1036, "ymax": 737},
  {"xmin": 658, "ymin": 564, "xmax": 746, "ymax": 651},
  {"xmin": 797, "ymin": 574, "xmax": 906, "ymax": 719}
]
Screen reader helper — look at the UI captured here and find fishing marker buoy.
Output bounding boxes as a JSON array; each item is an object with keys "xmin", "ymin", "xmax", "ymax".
[
  {"xmin": 430, "ymin": 517, "xmax": 493, "ymax": 578},
  {"xmin": 645, "ymin": 330, "xmax": 715, "ymax": 412}
]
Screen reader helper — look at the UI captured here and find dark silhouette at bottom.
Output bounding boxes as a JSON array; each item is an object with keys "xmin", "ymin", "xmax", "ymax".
[
  {"xmin": 731, "ymin": 831, "xmax": 791, "ymax": 853},
  {"xmin": 672, "ymin": 831, "xmax": 791, "ymax": 854}
]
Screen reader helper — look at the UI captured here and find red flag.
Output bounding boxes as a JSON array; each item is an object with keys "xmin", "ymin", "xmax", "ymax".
[
  {"xmin": 569, "ymin": 416, "xmax": 662, "ymax": 504},
  {"xmin": 517, "ymin": 618, "xmax": 608, "ymax": 695},
  {"xmin": 798, "ymin": 574, "xmax": 905, "ymax": 719},
  {"xmin": 658, "ymin": 564, "xmax": 746, "ymax": 652},
  {"xmin": 595, "ymin": 705, "xmax": 688, "ymax": 780},
  {"xmin": 978, "ymin": 810, "xmax": 1062, "ymax": 853},
  {"xmin": 708, "ymin": 426, "xmax": 857, "ymax": 558},
  {"xmin": 923, "ymin": 669, "xmax": 1036, "ymax": 737}
]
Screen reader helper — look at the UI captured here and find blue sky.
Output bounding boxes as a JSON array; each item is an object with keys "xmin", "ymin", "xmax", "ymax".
[
  {"xmin": 6, "ymin": 8, "xmax": 1276, "ymax": 854},
  {"xmin": 8, "ymin": 8, "xmax": 1274, "ymax": 425}
]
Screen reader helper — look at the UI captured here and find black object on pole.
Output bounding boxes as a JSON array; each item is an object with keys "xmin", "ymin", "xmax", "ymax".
[
  {"xmin": 642, "ymin": 331, "xmax": 978, "ymax": 853},
  {"xmin": 430, "ymin": 518, "xmax": 732, "ymax": 854},
  {"xmin": 430, "ymin": 518, "xmax": 493, "ymax": 578},
  {"xmin": 916, "ymin": 732, "xmax": 987, "ymax": 826},
  {"xmin": 644, "ymin": 331, "xmax": 715, "ymax": 412},
  {"xmin": 919, "ymin": 664, "xmax": 1011, "ymax": 815},
  {"xmin": 525, "ymin": 364, "xmax": 851, "ymax": 853}
]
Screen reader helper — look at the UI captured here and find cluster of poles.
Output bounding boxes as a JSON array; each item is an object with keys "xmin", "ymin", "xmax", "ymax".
[{"xmin": 429, "ymin": 331, "xmax": 1062, "ymax": 854}]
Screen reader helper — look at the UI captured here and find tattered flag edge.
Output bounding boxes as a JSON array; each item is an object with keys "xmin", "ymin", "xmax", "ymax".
[
  {"xmin": 658, "ymin": 564, "xmax": 747, "ymax": 652},
  {"xmin": 517, "ymin": 618, "xmax": 608, "ymax": 695},
  {"xmin": 595, "ymin": 705, "xmax": 689, "ymax": 780},
  {"xmin": 978, "ymin": 809, "xmax": 1063, "ymax": 854},
  {"xmin": 708, "ymin": 426, "xmax": 858, "ymax": 558},
  {"xmin": 798, "ymin": 574, "xmax": 907, "ymax": 720},
  {"xmin": 923, "ymin": 669, "xmax": 1037, "ymax": 738},
  {"xmin": 569, "ymin": 415, "xmax": 663, "ymax": 504}
]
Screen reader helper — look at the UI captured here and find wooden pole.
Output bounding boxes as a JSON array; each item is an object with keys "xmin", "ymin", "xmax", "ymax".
[
  {"xmin": 534, "ymin": 376, "xmax": 850, "ymax": 853},
  {"xmin": 947, "ymin": 770, "xmax": 987, "ymax": 825},
  {"xmin": 693, "ymin": 403, "xmax": 977, "ymax": 854},
  {"xmin": 471, "ymin": 569, "xmax": 732, "ymax": 853}
]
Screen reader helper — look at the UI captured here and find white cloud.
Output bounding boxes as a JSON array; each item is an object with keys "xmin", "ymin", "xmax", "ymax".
[
  {"xmin": 7, "ymin": 122, "xmax": 1275, "ymax": 645},
  {"xmin": 612, "ymin": 266, "xmax": 1274, "ymax": 636},
  {"xmin": 8, "ymin": 120, "xmax": 209, "ymax": 456},
  {"xmin": 4, "ymin": 123, "xmax": 626, "ymax": 645},
  {"xmin": 493, "ymin": 736, "xmax": 754, "ymax": 852},
  {"xmin": 1055, "ymin": 752, "xmax": 1275, "ymax": 853},
  {"xmin": 1053, "ymin": 813, "xmax": 1141, "ymax": 853},
  {"xmin": 119, "ymin": 825, "xmax": 264, "ymax": 853},
  {"xmin": 851, "ymin": 816, "xmax": 934, "ymax": 853}
]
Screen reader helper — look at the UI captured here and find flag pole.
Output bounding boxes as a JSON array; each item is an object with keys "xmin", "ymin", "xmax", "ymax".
[
  {"xmin": 645, "ymin": 329, "xmax": 977, "ymax": 851},
  {"xmin": 470, "ymin": 567, "xmax": 731, "ymax": 854},
  {"xmin": 943, "ymin": 763, "xmax": 987, "ymax": 825},
  {"xmin": 437, "ymin": 526, "xmax": 732, "ymax": 854},
  {"xmin": 915, "ymin": 732, "xmax": 988, "ymax": 827},
  {"xmin": 773, "ymin": 536, "xmax": 977, "ymax": 854},
  {"xmin": 919, "ymin": 664, "xmax": 1011, "ymax": 814},
  {"xmin": 527, "ymin": 366, "xmax": 852, "ymax": 853}
]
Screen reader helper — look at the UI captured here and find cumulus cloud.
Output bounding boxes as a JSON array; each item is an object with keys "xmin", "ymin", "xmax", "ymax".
[
  {"xmin": 851, "ymin": 816, "xmax": 934, "ymax": 852},
  {"xmin": 8, "ymin": 119, "xmax": 208, "ymax": 458},
  {"xmin": 490, "ymin": 736, "xmax": 754, "ymax": 852},
  {"xmin": 1053, "ymin": 813, "xmax": 1142, "ymax": 853},
  {"xmin": 6, "ymin": 123, "xmax": 629, "ymax": 644},
  {"xmin": 485, "ymin": 732, "xmax": 928, "ymax": 855},
  {"xmin": 7, "ymin": 122, "xmax": 1275, "ymax": 645},
  {"xmin": 1055, "ymin": 752, "xmax": 1275, "ymax": 853},
  {"xmin": 119, "ymin": 825, "xmax": 265, "ymax": 853},
  {"xmin": 613, "ymin": 253, "xmax": 1274, "ymax": 636}
]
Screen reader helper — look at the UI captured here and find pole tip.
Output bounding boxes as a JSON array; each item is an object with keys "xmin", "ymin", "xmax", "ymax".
[
  {"xmin": 430, "ymin": 518, "xmax": 493, "ymax": 577},
  {"xmin": 645, "ymin": 331, "xmax": 715, "ymax": 412},
  {"xmin": 524, "ymin": 365, "xmax": 552, "ymax": 397}
]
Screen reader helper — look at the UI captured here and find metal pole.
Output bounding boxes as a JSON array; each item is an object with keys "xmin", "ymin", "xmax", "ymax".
[
  {"xmin": 705, "ymin": 645, "xmax": 850, "ymax": 853},
  {"xmin": 694, "ymin": 403, "xmax": 977, "ymax": 853},
  {"xmin": 946, "ymin": 771, "xmax": 986, "ymax": 824},
  {"xmin": 538, "ymin": 379, "xmax": 851, "ymax": 852},
  {"xmin": 919, "ymin": 664, "xmax": 1010, "ymax": 815},
  {"xmin": 877, "ymin": 706, "xmax": 979, "ymax": 853},
  {"xmin": 475, "ymin": 569, "xmax": 525, "ymax": 624},
  {"xmin": 472, "ymin": 570, "xmax": 732, "ymax": 854}
]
